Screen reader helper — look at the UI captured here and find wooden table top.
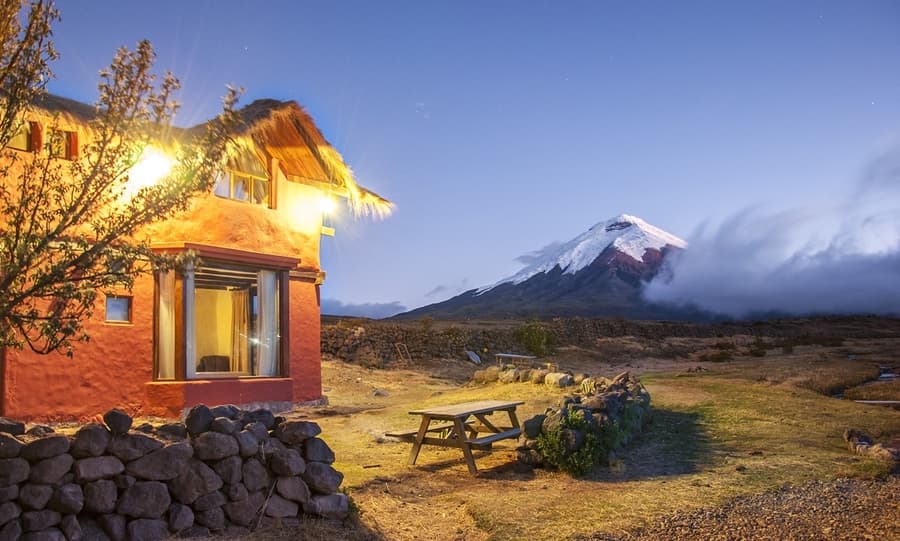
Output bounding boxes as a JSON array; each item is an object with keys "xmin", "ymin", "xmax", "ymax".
[{"xmin": 409, "ymin": 400, "xmax": 525, "ymax": 418}]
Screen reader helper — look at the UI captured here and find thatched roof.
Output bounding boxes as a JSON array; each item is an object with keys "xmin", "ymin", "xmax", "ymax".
[{"xmin": 226, "ymin": 99, "xmax": 392, "ymax": 217}]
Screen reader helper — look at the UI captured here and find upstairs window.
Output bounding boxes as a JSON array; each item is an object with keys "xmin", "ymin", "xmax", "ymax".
[
  {"xmin": 48, "ymin": 129, "xmax": 78, "ymax": 160},
  {"xmin": 214, "ymin": 170, "xmax": 272, "ymax": 207},
  {"xmin": 7, "ymin": 121, "xmax": 38, "ymax": 152}
]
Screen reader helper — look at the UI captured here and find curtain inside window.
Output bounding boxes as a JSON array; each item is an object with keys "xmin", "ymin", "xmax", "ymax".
[
  {"xmin": 156, "ymin": 271, "xmax": 175, "ymax": 379},
  {"xmin": 257, "ymin": 270, "xmax": 279, "ymax": 376},
  {"xmin": 230, "ymin": 289, "xmax": 250, "ymax": 372}
]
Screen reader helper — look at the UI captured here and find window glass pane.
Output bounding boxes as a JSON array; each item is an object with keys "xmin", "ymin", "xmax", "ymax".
[
  {"xmin": 156, "ymin": 272, "xmax": 175, "ymax": 379},
  {"xmin": 233, "ymin": 174, "xmax": 251, "ymax": 202},
  {"xmin": 105, "ymin": 296, "xmax": 131, "ymax": 322},
  {"xmin": 252, "ymin": 178, "xmax": 270, "ymax": 206},
  {"xmin": 8, "ymin": 123, "xmax": 31, "ymax": 151},
  {"xmin": 213, "ymin": 171, "xmax": 231, "ymax": 198},
  {"xmin": 48, "ymin": 130, "xmax": 67, "ymax": 158}
]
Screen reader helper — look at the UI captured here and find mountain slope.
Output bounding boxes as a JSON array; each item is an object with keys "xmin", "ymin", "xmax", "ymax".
[{"xmin": 396, "ymin": 214, "xmax": 692, "ymax": 320}]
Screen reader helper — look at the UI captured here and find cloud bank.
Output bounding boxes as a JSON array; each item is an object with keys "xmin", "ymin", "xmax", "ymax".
[
  {"xmin": 320, "ymin": 299, "xmax": 407, "ymax": 319},
  {"xmin": 644, "ymin": 147, "xmax": 900, "ymax": 319}
]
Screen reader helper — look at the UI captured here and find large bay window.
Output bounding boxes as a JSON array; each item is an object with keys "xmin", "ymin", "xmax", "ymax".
[{"xmin": 155, "ymin": 259, "xmax": 284, "ymax": 380}]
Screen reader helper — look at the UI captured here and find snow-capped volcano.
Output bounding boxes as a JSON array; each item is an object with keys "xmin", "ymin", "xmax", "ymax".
[
  {"xmin": 478, "ymin": 214, "xmax": 687, "ymax": 293},
  {"xmin": 395, "ymin": 214, "xmax": 694, "ymax": 320}
]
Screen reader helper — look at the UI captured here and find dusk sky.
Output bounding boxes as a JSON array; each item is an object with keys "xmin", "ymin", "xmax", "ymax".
[{"xmin": 49, "ymin": 1, "xmax": 900, "ymax": 317}]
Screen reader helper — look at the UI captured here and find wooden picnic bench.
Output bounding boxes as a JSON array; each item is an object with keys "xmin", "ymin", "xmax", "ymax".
[
  {"xmin": 495, "ymin": 353, "xmax": 536, "ymax": 368},
  {"xmin": 386, "ymin": 399, "xmax": 524, "ymax": 474}
]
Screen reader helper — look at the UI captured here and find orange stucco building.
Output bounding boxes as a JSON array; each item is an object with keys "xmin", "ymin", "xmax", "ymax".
[{"xmin": 0, "ymin": 96, "xmax": 390, "ymax": 421}]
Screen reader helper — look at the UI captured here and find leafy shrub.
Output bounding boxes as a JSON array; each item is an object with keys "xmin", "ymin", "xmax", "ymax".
[
  {"xmin": 536, "ymin": 413, "xmax": 607, "ymax": 476},
  {"xmin": 514, "ymin": 321, "xmax": 556, "ymax": 356}
]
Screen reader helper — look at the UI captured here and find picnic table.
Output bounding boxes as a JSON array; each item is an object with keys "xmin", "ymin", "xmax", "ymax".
[
  {"xmin": 495, "ymin": 353, "xmax": 536, "ymax": 367},
  {"xmin": 386, "ymin": 399, "xmax": 524, "ymax": 474}
]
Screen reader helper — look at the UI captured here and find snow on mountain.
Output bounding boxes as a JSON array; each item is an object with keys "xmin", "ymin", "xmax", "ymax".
[{"xmin": 478, "ymin": 214, "xmax": 686, "ymax": 294}]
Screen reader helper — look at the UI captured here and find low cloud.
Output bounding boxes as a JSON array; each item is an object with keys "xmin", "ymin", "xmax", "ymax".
[
  {"xmin": 644, "ymin": 147, "xmax": 900, "ymax": 319},
  {"xmin": 515, "ymin": 241, "xmax": 565, "ymax": 265},
  {"xmin": 425, "ymin": 278, "xmax": 470, "ymax": 298},
  {"xmin": 320, "ymin": 299, "xmax": 407, "ymax": 319}
]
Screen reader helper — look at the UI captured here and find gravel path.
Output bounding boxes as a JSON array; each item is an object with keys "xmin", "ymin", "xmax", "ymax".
[{"xmin": 581, "ymin": 476, "xmax": 900, "ymax": 541}]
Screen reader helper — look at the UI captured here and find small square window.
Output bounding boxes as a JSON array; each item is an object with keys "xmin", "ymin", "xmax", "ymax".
[{"xmin": 105, "ymin": 296, "xmax": 132, "ymax": 323}]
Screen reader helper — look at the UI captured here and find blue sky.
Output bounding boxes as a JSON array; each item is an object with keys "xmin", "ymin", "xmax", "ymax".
[{"xmin": 49, "ymin": 1, "xmax": 900, "ymax": 316}]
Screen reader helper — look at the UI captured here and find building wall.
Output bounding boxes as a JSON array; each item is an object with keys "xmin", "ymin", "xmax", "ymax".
[{"xmin": 1, "ymin": 162, "xmax": 328, "ymax": 421}]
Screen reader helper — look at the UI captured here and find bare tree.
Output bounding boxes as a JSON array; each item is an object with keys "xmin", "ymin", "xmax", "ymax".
[{"xmin": 0, "ymin": 0, "xmax": 237, "ymax": 355}]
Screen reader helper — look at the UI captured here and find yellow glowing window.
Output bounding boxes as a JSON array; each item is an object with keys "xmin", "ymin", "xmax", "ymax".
[
  {"xmin": 214, "ymin": 170, "xmax": 271, "ymax": 207},
  {"xmin": 7, "ymin": 122, "xmax": 35, "ymax": 152},
  {"xmin": 48, "ymin": 129, "xmax": 78, "ymax": 160}
]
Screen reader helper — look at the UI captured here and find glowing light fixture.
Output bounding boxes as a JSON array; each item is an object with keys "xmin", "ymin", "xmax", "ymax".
[
  {"xmin": 318, "ymin": 194, "xmax": 337, "ymax": 215},
  {"xmin": 125, "ymin": 146, "xmax": 174, "ymax": 197}
]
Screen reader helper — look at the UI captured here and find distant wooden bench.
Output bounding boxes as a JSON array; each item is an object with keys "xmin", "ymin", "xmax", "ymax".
[
  {"xmin": 495, "ymin": 353, "xmax": 536, "ymax": 368},
  {"xmin": 388, "ymin": 400, "xmax": 524, "ymax": 474}
]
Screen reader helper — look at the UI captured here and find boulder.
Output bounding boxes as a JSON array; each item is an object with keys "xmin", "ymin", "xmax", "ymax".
[
  {"xmin": 523, "ymin": 415, "xmax": 546, "ymax": 439},
  {"xmin": 241, "ymin": 459, "xmax": 269, "ymax": 493},
  {"xmin": 301, "ymin": 462, "xmax": 343, "ymax": 495},
  {"xmin": 83, "ymin": 480, "xmax": 117, "ymax": 514},
  {"xmin": 269, "ymin": 449, "xmax": 305, "ymax": 477},
  {"xmin": 184, "ymin": 405, "xmax": 214, "ymax": 438},
  {"xmin": 59, "ymin": 514, "xmax": 81, "ymax": 541},
  {"xmin": 117, "ymin": 482, "xmax": 170, "ymax": 518},
  {"xmin": 275, "ymin": 477, "xmax": 310, "ymax": 504},
  {"xmin": 179, "ymin": 525, "xmax": 210, "ymax": 538},
  {"xmin": 97, "ymin": 513, "xmax": 126, "ymax": 541},
  {"xmin": 21, "ymin": 436, "xmax": 70, "ymax": 461},
  {"xmin": 73, "ymin": 456, "xmax": 124, "ymax": 482},
  {"xmin": 167, "ymin": 459, "xmax": 222, "ymax": 505},
  {"xmin": 530, "ymin": 368, "xmax": 549, "ymax": 384},
  {"xmin": 48, "ymin": 484, "xmax": 83, "ymax": 515},
  {"xmin": 113, "ymin": 474, "xmax": 135, "ymax": 490},
  {"xmin": 21, "ymin": 509, "xmax": 61, "ymax": 531},
  {"xmin": 274, "ymin": 421, "xmax": 321, "ymax": 445},
  {"xmin": 303, "ymin": 493, "xmax": 349, "ymax": 520},
  {"xmin": 243, "ymin": 422, "xmax": 269, "ymax": 441},
  {"xmin": 17, "ymin": 483, "xmax": 53, "ymax": 510},
  {"xmin": 0, "ymin": 458, "xmax": 29, "ymax": 485},
  {"xmin": 21, "ymin": 528, "xmax": 66, "ymax": 541},
  {"xmin": 194, "ymin": 507, "xmax": 225, "ymax": 530},
  {"xmin": 29, "ymin": 453, "xmax": 73, "ymax": 485},
  {"xmin": 134, "ymin": 423, "xmax": 154, "ymax": 434},
  {"xmin": 191, "ymin": 490, "xmax": 226, "ymax": 512},
  {"xmin": 235, "ymin": 430, "xmax": 259, "ymax": 458},
  {"xmin": 264, "ymin": 494, "xmax": 297, "ymax": 518},
  {"xmin": 562, "ymin": 428, "xmax": 584, "ymax": 451},
  {"xmin": 126, "ymin": 518, "xmax": 169, "ymax": 541},
  {"xmin": 192, "ymin": 432, "xmax": 238, "ymax": 461},
  {"xmin": 102, "ymin": 410, "xmax": 132, "ymax": 436},
  {"xmin": 211, "ymin": 456, "xmax": 242, "ymax": 485},
  {"xmin": 156, "ymin": 423, "xmax": 187, "ymax": 441},
  {"xmin": 0, "ymin": 518, "xmax": 20, "ymax": 541},
  {"xmin": 222, "ymin": 490, "xmax": 264, "ymax": 527},
  {"xmin": 0, "ymin": 418, "xmax": 25, "ymax": 437},
  {"xmin": 482, "ymin": 366, "xmax": 501, "ymax": 382},
  {"xmin": 0, "ymin": 485, "xmax": 18, "ymax": 503},
  {"xmin": 544, "ymin": 372, "xmax": 574, "ymax": 388},
  {"xmin": 303, "ymin": 438, "xmax": 335, "ymax": 464},
  {"xmin": 209, "ymin": 417, "xmax": 239, "ymax": 435},
  {"xmin": 79, "ymin": 518, "xmax": 110, "ymax": 541},
  {"xmin": 106, "ymin": 434, "xmax": 163, "ymax": 462},
  {"xmin": 0, "ymin": 433, "xmax": 23, "ymax": 458},
  {"xmin": 209, "ymin": 404, "xmax": 240, "ymax": 420},
  {"xmin": 241, "ymin": 409, "xmax": 275, "ymax": 430},
  {"xmin": 498, "ymin": 368, "xmax": 519, "ymax": 384},
  {"xmin": 126, "ymin": 442, "xmax": 193, "ymax": 481},
  {"xmin": 25, "ymin": 426, "xmax": 53, "ymax": 437},
  {"xmin": 168, "ymin": 502, "xmax": 194, "ymax": 532},
  {"xmin": 71, "ymin": 424, "xmax": 111, "ymax": 458},
  {"xmin": 0, "ymin": 501, "xmax": 20, "ymax": 525}
]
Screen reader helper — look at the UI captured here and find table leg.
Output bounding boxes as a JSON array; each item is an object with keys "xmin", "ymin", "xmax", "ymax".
[
  {"xmin": 408, "ymin": 415, "xmax": 431, "ymax": 465},
  {"xmin": 508, "ymin": 408, "xmax": 521, "ymax": 430},
  {"xmin": 454, "ymin": 417, "xmax": 478, "ymax": 474}
]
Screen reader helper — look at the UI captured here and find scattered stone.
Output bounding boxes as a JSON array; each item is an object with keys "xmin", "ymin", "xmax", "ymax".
[
  {"xmin": 167, "ymin": 459, "xmax": 223, "ymax": 505},
  {"xmin": 303, "ymin": 493, "xmax": 349, "ymax": 520},
  {"xmin": 372, "ymin": 389, "xmax": 389, "ymax": 397},
  {"xmin": 212, "ymin": 456, "xmax": 242, "ymax": 485},
  {"xmin": 83, "ymin": 480, "xmax": 117, "ymax": 514},
  {"xmin": 156, "ymin": 423, "xmax": 187, "ymax": 441},
  {"xmin": 275, "ymin": 477, "xmax": 310, "ymax": 504},
  {"xmin": 185, "ymin": 405, "xmax": 214, "ymax": 438},
  {"xmin": 0, "ymin": 433, "xmax": 23, "ymax": 459},
  {"xmin": 0, "ymin": 418, "xmax": 25, "ymax": 437},
  {"xmin": 29, "ymin": 453, "xmax": 74, "ymax": 485},
  {"xmin": 168, "ymin": 502, "xmax": 194, "ymax": 532},
  {"xmin": 209, "ymin": 417, "xmax": 239, "ymax": 435},
  {"xmin": 17, "ymin": 483, "xmax": 53, "ymax": 510},
  {"xmin": 301, "ymin": 462, "xmax": 343, "ymax": 494},
  {"xmin": 241, "ymin": 459, "xmax": 269, "ymax": 493},
  {"xmin": 48, "ymin": 484, "xmax": 83, "ymax": 515},
  {"xmin": 73, "ymin": 456, "xmax": 124, "ymax": 482},
  {"xmin": 193, "ymin": 432, "xmax": 238, "ymax": 461},
  {"xmin": 126, "ymin": 518, "xmax": 169, "ymax": 541},
  {"xmin": 269, "ymin": 449, "xmax": 305, "ymax": 476},
  {"xmin": 303, "ymin": 438, "xmax": 335, "ymax": 464},
  {"xmin": 0, "ymin": 458, "xmax": 29, "ymax": 485},
  {"xmin": 71, "ymin": 424, "xmax": 111, "ymax": 458},
  {"xmin": 21, "ymin": 509, "xmax": 61, "ymax": 531},
  {"xmin": 274, "ymin": 421, "xmax": 321, "ymax": 445},
  {"xmin": 106, "ymin": 434, "xmax": 163, "ymax": 462},
  {"xmin": 126, "ymin": 441, "xmax": 193, "ymax": 481},
  {"xmin": 102, "ymin": 410, "xmax": 132, "ymax": 436},
  {"xmin": 191, "ymin": 490, "xmax": 226, "ymax": 512},
  {"xmin": 21, "ymin": 436, "xmax": 70, "ymax": 461}
]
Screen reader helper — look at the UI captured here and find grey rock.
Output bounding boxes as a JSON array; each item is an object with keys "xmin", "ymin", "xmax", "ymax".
[
  {"xmin": 0, "ymin": 418, "xmax": 24, "ymax": 437},
  {"xmin": 59, "ymin": 514, "xmax": 82, "ymax": 541},
  {"xmin": 209, "ymin": 417, "xmax": 239, "ymax": 435},
  {"xmin": 168, "ymin": 502, "xmax": 194, "ymax": 532},
  {"xmin": 523, "ymin": 415, "xmax": 546, "ymax": 439},
  {"xmin": 102, "ymin": 410, "xmax": 132, "ymax": 436},
  {"xmin": 113, "ymin": 474, "xmax": 135, "ymax": 490},
  {"xmin": 117, "ymin": 482, "xmax": 170, "ymax": 518},
  {"xmin": 301, "ymin": 462, "xmax": 343, "ymax": 494},
  {"xmin": 263, "ymin": 494, "xmax": 297, "ymax": 518},
  {"xmin": 209, "ymin": 405, "xmax": 240, "ymax": 420},
  {"xmin": 222, "ymin": 491, "xmax": 264, "ymax": 527},
  {"xmin": 192, "ymin": 432, "xmax": 238, "ymax": 461},
  {"xmin": 79, "ymin": 518, "xmax": 110, "ymax": 541},
  {"xmin": 269, "ymin": 449, "xmax": 305, "ymax": 476},
  {"xmin": 25, "ymin": 425, "xmax": 54, "ymax": 437},
  {"xmin": 97, "ymin": 514, "xmax": 126, "ymax": 541},
  {"xmin": 106, "ymin": 434, "xmax": 163, "ymax": 462},
  {"xmin": 0, "ymin": 501, "xmax": 21, "ymax": 525},
  {"xmin": 21, "ymin": 436, "xmax": 70, "ymax": 461},
  {"xmin": 241, "ymin": 409, "xmax": 275, "ymax": 430},
  {"xmin": 498, "ymin": 368, "xmax": 519, "ymax": 383},
  {"xmin": 126, "ymin": 518, "xmax": 169, "ymax": 541},
  {"xmin": 179, "ymin": 525, "xmax": 209, "ymax": 538},
  {"xmin": 126, "ymin": 442, "xmax": 192, "ymax": 481},
  {"xmin": 22, "ymin": 528, "xmax": 66, "ymax": 541},
  {"xmin": 243, "ymin": 422, "xmax": 268, "ymax": 441},
  {"xmin": 155, "ymin": 423, "xmax": 187, "ymax": 441},
  {"xmin": 0, "ymin": 484, "xmax": 18, "ymax": 503},
  {"xmin": 530, "ymin": 368, "xmax": 549, "ymax": 384},
  {"xmin": 223, "ymin": 525, "xmax": 251, "ymax": 537},
  {"xmin": 184, "ymin": 405, "xmax": 214, "ymax": 438},
  {"xmin": 48, "ymin": 484, "xmax": 83, "ymax": 515},
  {"xmin": 134, "ymin": 423, "xmax": 154, "ymax": 434},
  {"xmin": 516, "ymin": 446, "xmax": 543, "ymax": 466},
  {"xmin": 193, "ymin": 507, "xmax": 225, "ymax": 530},
  {"xmin": 17, "ymin": 483, "xmax": 53, "ymax": 510},
  {"xmin": 83, "ymin": 480, "xmax": 117, "ymax": 514},
  {"xmin": 29, "ymin": 453, "xmax": 74, "ymax": 484},
  {"xmin": 224, "ymin": 483, "xmax": 248, "ymax": 502},
  {"xmin": 73, "ymin": 456, "xmax": 124, "ymax": 482},
  {"xmin": 275, "ymin": 477, "xmax": 309, "ymax": 504},
  {"xmin": 241, "ymin": 459, "xmax": 269, "ymax": 492},
  {"xmin": 21, "ymin": 509, "xmax": 61, "ymax": 531},
  {"xmin": 544, "ymin": 372, "xmax": 574, "ymax": 388},
  {"xmin": 0, "ymin": 519, "xmax": 21, "ymax": 541},
  {"xmin": 235, "ymin": 431, "xmax": 259, "ymax": 458},
  {"xmin": 211, "ymin": 456, "xmax": 242, "ymax": 485},
  {"xmin": 262, "ymin": 437, "xmax": 287, "ymax": 455},
  {"xmin": 191, "ymin": 490, "xmax": 225, "ymax": 512},
  {"xmin": 0, "ymin": 433, "xmax": 23, "ymax": 458},
  {"xmin": 71, "ymin": 424, "xmax": 111, "ymax": 458},
  {"xmin": 167, "ymin": 459, "xmax": 222, "ymax": 505},
  {"xmin": 303, "ymin": 493, "xmax": 349, "ymax": 520},
  {"xmin": 302, "ymin": 438, "xmax": 335, "ymax": 464},
  {"xmin": 562, "ymin": 428, "xmax": 584, "ymax": 451},
  {"xmin": 274, "ymin": 421, "xmax": 320, "ymax": 445},
  {"xmin": 0, "ymin": 458, "xmax": 29, "ymax": 485}
]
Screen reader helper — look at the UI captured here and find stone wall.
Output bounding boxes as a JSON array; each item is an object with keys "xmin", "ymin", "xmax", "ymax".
[{"xmin": 0, "ymin": 404, "xmax": 347, "ymax": 540}]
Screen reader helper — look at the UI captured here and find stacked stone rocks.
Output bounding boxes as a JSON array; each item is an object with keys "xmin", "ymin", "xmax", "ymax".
[
  {"xmin": 472, "ymin": 364, "xmax": 590, "ymax": 388},
  {"xmin": 0, "ymin": 404, "xmax": 347, "ymax": 541},
  {"xmin": 516, "ymin": 371, "xmax": 652, "ymax": 469}
]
